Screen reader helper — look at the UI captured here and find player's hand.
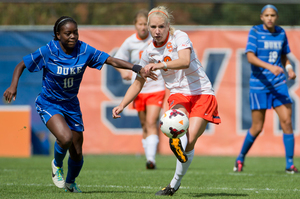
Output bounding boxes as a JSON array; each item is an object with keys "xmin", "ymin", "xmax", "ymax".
[
  {"xmin": 270, "ymin": 65, "xmax": 284, "ymax": 76},
  {"xmin": 139, "ymin": 68, "xmax": 158, "ymax": 81},
  {"xmin": 112, "ymin": 105, "xmax": 124, "ymax": 119},
  {"xmin": 3, "ymin": 86, "xmax": 17, "ymax": 103},
  {"xmin": 144, "ymin": 63, "xmax": 159, "ymax": 73},
  {"xmin": 288, "ymin": 69, "xmax": 296, "ymax": 80}
]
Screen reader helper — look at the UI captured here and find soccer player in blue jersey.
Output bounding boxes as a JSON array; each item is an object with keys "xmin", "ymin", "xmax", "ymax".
[
  {"xmin": 3, "ymin": 16, "xmax": 156, "ymax": 193},
  {"xmin": 234, "ymin": 5, "xmax": 298, "ymax": 174}
]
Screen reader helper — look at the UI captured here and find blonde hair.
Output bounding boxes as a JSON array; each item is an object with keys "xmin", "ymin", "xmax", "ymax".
[{"xmin": 148, "ymin": 6, "xmax": 175, "ymax": 35}]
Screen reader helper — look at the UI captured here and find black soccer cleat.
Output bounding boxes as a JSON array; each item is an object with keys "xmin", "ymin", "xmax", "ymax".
[
  {"xmin": 169, "ymin": 138, "xmax": 188, "ymax": 163},
  {"xmin": 155, "ymin": 184, "xmax": 180, "ymax": 196},
  {"xmin": 146, "ymin": 160, "xmax": 156, "ymax": 170}
]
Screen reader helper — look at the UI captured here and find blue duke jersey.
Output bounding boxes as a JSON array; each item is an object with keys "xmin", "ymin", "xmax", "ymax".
[
  {"xmin": 23, "ymin": 40, "xmax": 110, "ymax": 101},
  {"xmin": 245, "ymin": 24, "xmax": 291, "ymax": 93}
]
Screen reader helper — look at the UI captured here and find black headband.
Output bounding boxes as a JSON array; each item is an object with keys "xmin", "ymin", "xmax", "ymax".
[{"xmin": 56, "ymin": 18, "xmax": 72, "ymax": 32}]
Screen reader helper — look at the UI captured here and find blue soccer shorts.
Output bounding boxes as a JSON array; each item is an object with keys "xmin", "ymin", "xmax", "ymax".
[
  {"xmin": 35, "ymin": 95, "xmax": 84, "ymax": 132},
  {"xmin": 249, "ymin": 84, "xmax": 293, "ymax": 110}
]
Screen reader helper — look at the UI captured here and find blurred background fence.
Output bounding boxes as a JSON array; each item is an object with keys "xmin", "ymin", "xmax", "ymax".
[{"xmin": 0, "ymin": 1, "xmax": 300, "ymax": 26}]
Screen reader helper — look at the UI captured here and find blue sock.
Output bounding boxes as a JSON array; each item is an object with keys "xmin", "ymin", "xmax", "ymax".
[
  {"xmin": 283, "ymin": 133, "xmax": 294, "ymax": 169},
  {"xmin": 236, "ymin": 130, "xmax": 256, "ymax": 162},
  {"xmin": 66, "ymin": 157, "xmax": 84, "ymax": 184},
  {"xmin": 54, "ymin": 141, "xmax": 68, "ymax": 167}
]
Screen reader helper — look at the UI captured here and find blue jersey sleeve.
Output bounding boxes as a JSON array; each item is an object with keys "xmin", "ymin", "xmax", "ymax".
[
  {"xmin": 23, "ymin": 45, "xmax": 49, "ymax": 72},
  {"xmin": 86, "ymin": 45, "xmax": 110, "ymax": 70},
  {"xmin": 245, "ymin": 27, "xmax": 258, "ymax": 54}
]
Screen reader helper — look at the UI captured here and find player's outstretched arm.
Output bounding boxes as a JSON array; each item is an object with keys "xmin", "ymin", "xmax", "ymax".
[
  {"xmin": 115, "ymin": 67, "xmax": 132, "ymax": 81},
  {"xmin": 112, "ymin": 76, "xmax": 145, "ymax": 119},
  {"xmin": 105, "ymin": 56, "xmax": 157, "ymax": 81},
  {"xmin": 3, "ymin": 61, "xmax": 26, "ymax": 103},
  {"xmin": 144, "ymin": 48, "xmax": 191, "ymax": 73}
]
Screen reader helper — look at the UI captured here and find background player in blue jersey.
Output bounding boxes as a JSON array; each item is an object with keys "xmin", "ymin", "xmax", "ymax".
[
  {"xmin": 3, "ymin": 16, "xmax": 156, "ymax": 193},
  {"xmin": 234, "ymin": 5, "xmax": 297, "ymax": 174}
]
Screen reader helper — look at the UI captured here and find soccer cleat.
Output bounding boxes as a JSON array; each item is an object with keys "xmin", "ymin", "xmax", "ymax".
[
  {"xmin": 169, "ymin": 138, "xmax": 188, "ymax": 163},
  {"xmin": 155, "ymin": 184, "xmax": 180, "ymax": 196},
  {"xmin": 65, "ymin": 182, "xmax": 82, "ymax": 193},
  {"xmin": 233, "ymin": 160, "xmax": 244, "ymax": 172},
  {"xmin": 146, "ymin": 160, "xmax": 156, "ymax": 169},
  {"xmin": 285, "ymin": 165, "xmax": 298, "ymax": 174},
  {"xmin": 51, "ymin": 159, "xmax": 65, "ymax": 188}
]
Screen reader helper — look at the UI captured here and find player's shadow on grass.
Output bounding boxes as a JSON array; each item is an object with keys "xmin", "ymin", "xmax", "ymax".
[
  {"xmin": 192, "ymin": 193, "xmax": 248, "ymax": 197},
  {"xmin": 80, "ymin": 190, "xmax": 149, "ymax": 194},
  {"xmin": 70, "ymin": 191, "xmax": 249, "ymax": 197}
]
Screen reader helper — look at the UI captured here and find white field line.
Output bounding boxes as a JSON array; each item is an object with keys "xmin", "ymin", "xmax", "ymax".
[{"xmin": 1, "ymin": 183, "xmax": 300, "ymax": 192}]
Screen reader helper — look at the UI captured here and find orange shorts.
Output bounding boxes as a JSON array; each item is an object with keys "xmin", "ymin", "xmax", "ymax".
[
  {"xmin": 168, "ymin": 93, "xmax": 221, "ymax": 124},
  {"xmin": 133, "ymin": 90, "xmax": 165, "ymax": 112}
]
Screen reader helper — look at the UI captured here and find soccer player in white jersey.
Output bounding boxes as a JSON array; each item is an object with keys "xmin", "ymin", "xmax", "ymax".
[
  {"xmin": 114, "ymin": 10, "xmax": 166, "ymax": 170},
  {"xmin": 233, "ymin": 5, "xmax": 298, "ymax": 174},
  {"xmin": 3, "ymin": 16, "xmax": 156, "ymax": 193},
  {"xmin": 112, "ymin": 6, "xmax": 221, "ymax": 196}
]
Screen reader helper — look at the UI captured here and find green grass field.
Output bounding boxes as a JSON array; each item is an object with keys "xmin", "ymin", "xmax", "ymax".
[{"xmin": 0, "ymin": 155, "xmax": 299, "ymax": 198}]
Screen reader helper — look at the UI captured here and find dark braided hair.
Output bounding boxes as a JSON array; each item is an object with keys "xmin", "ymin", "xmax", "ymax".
[{"xmin": 53, "ymin": 16, "xmax": 77, "ymax": 40}]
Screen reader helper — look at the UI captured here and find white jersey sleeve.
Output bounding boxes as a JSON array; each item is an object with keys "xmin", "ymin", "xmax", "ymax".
[
  {"xmin": 174, "ymin": 31, "xmax": 192, "ymax": 51},
  {"xmin": 114, "ymin": 37, "xmax": 131, "ymax": 62}
]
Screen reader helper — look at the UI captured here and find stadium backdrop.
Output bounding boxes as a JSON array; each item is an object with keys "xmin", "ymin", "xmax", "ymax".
[{"xmin": 0, "ymin": 26, "xmax": 300, "ymax": 157}]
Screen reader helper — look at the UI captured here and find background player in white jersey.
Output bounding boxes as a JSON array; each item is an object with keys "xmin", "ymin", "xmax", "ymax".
[
  {"xmin": 233, "ymin": 5, "xmax": 298, "ymax": 174},
  {"xmin": 112, "ymin": 6, "xmax": 221, "ymax": 196},
  {"xmin": 114, "ymin": 10, "xmax": 166, "ymax": 169},
  {"xmin": 3, "ymin": 16, "xmax": 156, "ymax": 193}
]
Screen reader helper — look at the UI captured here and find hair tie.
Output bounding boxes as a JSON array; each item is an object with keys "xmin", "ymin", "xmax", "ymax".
[
  {"xmin": 261, "ymin": 4, "xmax": 278, "ymax": 14},
  {"xmin": 148, "ymin": 10, "xmax": 168, "ymax": 18}
]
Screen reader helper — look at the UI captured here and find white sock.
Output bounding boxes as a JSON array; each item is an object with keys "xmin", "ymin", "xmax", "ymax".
[
  {"xmin": 142, "ymin": 139, "xmax": 147, "ymax": 158},
  {"xmin": 145, "ymin": 134, "xmax": 159, "ymax": 163},
  {"xmin": 180, "ymin": 134, "xmax": 188, "ymax": 150},
  {"xmin": 170, "ymin": 149, "xmax": 194, "ymax": 190}
]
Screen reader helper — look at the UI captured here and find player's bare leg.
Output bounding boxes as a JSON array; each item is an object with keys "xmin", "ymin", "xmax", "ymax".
[
  {"xmin": 47, "ymin": 114, "xmax": 73, "ymax": 189},
  {"xmin": 65, "ymin": 130, "xmax": 83, "ymax": 193},
  {"xmin": 157, "ymin": 117, "xmax": 208, "ymax": 196},
  {"xmin": 234, "ymin": 109, "xmax": 266, "ymax": 172}
]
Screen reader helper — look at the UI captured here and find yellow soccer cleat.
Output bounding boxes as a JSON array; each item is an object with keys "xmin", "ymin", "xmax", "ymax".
[{"xmin": 169, "ymin": 138, "xmax": 188, "ymax": 163}]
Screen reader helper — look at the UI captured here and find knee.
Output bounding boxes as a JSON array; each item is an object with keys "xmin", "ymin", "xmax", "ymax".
[
  {"xmin": 58, "ymin": 134, "xmax": 73, "ymax": 149},
  {"xmin": 281, "ymin": 119, "xmax": 293, "ymax": 133},
  {"xmin": 145, "ymin": 119, "xmax": 157, "ymax": 130},
  {"xmin": 281, "ymin": 117, "xmax": 292, "ymax": 126}
]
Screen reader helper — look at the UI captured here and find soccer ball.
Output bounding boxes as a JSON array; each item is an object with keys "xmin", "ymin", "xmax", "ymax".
[{"xmin": 159, "ymin": 109, "xmax": 189, "ymax": 138}]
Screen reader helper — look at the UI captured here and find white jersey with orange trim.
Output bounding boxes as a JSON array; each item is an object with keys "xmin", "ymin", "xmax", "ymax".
[
  {"xmin": 140, "ymin": 30, "xmax": 215, "ymax": 96},
  {"xmin": 114, "ymin": 33, "xmax": 165, "ymax": 93}
]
